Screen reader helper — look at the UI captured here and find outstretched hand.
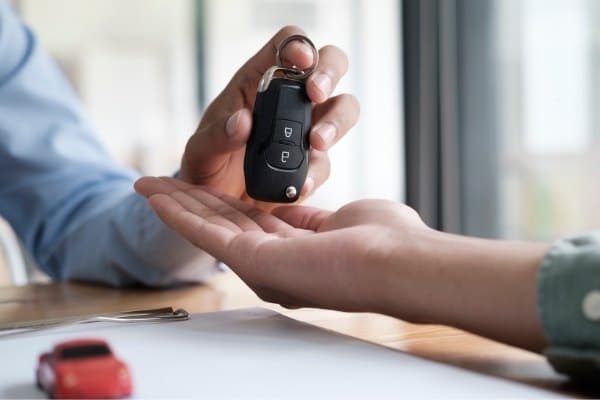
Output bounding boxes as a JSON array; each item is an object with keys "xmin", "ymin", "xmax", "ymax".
[
  {"xmin": 134, "ymin": 176, "xmax": 428, "ymax": 311},
  {"xmin": 136, "ymin": 176, "xmax": 549, "ymax": 351}
]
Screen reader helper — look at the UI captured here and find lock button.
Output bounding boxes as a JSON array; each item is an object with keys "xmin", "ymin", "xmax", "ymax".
[
  {"xmin": 265, "ymin": 143, "xmax": 303, "ymax": 170},
  {"xmin": 273, "ymin": 119, "xmax": 302, "ymax": 145}
]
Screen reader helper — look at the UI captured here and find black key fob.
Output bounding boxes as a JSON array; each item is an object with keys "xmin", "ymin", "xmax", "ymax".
[
  {"xmin": 244, "ymin": 35, "xmax": 319, "ymax": 203},
  {"xmin": 244, "ymin": 76, "xmax": 311, "ymax": 202}
]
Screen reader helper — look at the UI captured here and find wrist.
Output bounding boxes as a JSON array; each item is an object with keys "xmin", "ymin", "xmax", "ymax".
[
  {"xmin": 374, "ymin": 228, "xmax": 551, "ymax": 351},
  {"xmin": 372, "ymin": 227, "xmax": 445, "ymax": 322}
]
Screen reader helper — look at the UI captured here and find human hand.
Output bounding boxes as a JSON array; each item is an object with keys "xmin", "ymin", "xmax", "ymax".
[
  {"xmin": 136, "ymin": 177, "xmax": 550, "ymax": 351},
  {"xmin": 178, "ymin": 26, "xmax": 359, "ymax": 209},
  {"xmin": 134, "ymin": 176, "xmax": 428, "ymax": 312}
]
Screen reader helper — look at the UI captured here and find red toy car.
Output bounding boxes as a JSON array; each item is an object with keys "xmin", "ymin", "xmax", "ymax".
[{"xmin": 36, "ymin": 338, "xmax": 132, "ymax": 399}]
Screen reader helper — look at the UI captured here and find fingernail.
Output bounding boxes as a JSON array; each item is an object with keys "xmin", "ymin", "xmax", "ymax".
[
  {"xmin": 297, "ymin": 42, "xmax": 314, "ymax": 63},
  {"xmin": 225, "ymin": 110, "xmax": 242, "ymax": 137},
  {"xmin": 313, "ymin": 123, "xmax": 336, "ymax": 148},
  {"xmin": 312, "ymin": 72, "xmax": 332, "ymax": 99}
]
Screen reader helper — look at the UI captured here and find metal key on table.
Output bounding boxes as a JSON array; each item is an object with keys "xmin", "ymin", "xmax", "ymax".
[
  {"xmin": 0, "ymin": 307, "xmax": 190, "ymax": 337},
  {"xmin": 244, "ymin": 35, "xmax": 319, "ymax": 203}
]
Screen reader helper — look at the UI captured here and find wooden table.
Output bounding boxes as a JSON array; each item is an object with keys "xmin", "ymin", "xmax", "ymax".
[{"xmin": 0, "ymin": 272, "xmax": 589, "ymax": 397}]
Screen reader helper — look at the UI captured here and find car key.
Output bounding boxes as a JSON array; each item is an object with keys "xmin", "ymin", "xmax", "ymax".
[{"xmin": 244, "ymin": 35, "xmax": 319, "ymax": 203}]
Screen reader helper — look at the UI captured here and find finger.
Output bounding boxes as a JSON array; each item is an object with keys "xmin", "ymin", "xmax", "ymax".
[
  {"xmin": 271, "ymin": 205, "xmax": 332, "ymax": 231},
  {"xmin": 150, "ymin": 189, "xmax": 283, "ymax": 271},
  {"xmin": 309, "ymin": 94, "xmax": 360, "ymax": 151},
  {"xmin": 135, "ymin": 176, "xmax": 199, "ymax": 204},
  {"xmin": 136, "ymin": 175, "xmax": 203, "ymax": 198},
  {"xmin": 138, "ymin": 176, "xmax": 260, "ymax": 233},
  {"xmin": 147, "ymin": 193, "xmax": 236, "ymax": 262},
  {"xmin": 210, "ymin": 191, "xmax": 304, "ymax": 236},
  {"xmin": 300, "ymin": 149, "xmax": 330, "ymax": 197},
  {"xmin": 278, "ymin": 39, "xmax": 315, "ymax": 70},
  {"xmin": 306, "ymin": 45, "xmax": 349, "ymax": 104},
  {"xmin": 135, "ymin": 176, "xmax": 169, "ymax": 198},
  {"xmin": 141, "ymin": 176, "xmax": 197, "ymax": 193},
  {"xmin": 174, "ymin": 190, "xmax": 262, "ymax": 233},
  {"xmin": 180, "ymin": 108, "xmax": 252, "ymax": 184},
  {"xmin": 158, "ymin": 177, "xmax": 267, "ymax": 233},
  {"xmin": 160, "ymin": 177, "xmax": 295, "ymax": 235},
  {"xmin": 136, "ymin": 176, "xmax": 205, "ymax": 201}
]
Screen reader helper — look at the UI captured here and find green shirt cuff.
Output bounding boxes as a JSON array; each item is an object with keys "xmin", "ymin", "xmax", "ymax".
[
  {"xmin": 538, "ymin": 231, "xmax": 600, "ymax": 382},
  {"xmin": 544, "ymin": 347, "xmax": 600, "ymax": 384}
]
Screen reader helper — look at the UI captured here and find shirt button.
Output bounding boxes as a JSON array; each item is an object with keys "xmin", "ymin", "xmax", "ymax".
[{"xmin": 582, "ymin": 290, "xmax": 600, "ymax": 321}]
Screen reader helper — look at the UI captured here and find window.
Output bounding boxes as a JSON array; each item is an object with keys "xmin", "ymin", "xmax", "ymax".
[
  {"xmin": 19, "ymin": 0, "xmax": 403, "ymax": 210},
  {"xmin": 60, "ymin": 344, "xmax": 111, "ymax": 360},
  {"xmin": 403, "ymin": 0, "xmax": 600, "ymax": 241},
  {"xmin": 494, "ymin": 0, "xmax": 600, "ymax": 240}
]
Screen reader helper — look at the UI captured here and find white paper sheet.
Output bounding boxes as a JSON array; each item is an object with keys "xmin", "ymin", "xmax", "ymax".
[{"xmin": 0, "ymin": 307, "xmax": 563, "ymax": 398}]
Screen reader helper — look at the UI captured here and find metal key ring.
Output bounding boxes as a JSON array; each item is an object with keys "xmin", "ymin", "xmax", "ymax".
[{"xmin": 275, "ymin": 34, "xmax": 319, "ymax": 79}]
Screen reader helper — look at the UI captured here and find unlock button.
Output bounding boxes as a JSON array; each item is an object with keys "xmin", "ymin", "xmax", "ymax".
[
  {"xmin": 266, "ymin": 143, "xmax": 303, "ymax": 169},
  {"xmin": 273, "ymin": 119, "xmax": 302, "ymax": 145}
]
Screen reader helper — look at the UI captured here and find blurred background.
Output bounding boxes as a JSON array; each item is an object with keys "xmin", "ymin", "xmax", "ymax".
[
  {"xmin": 11, "ymin": 0, "xmax": 403, "ymax": 209},
  {"xmin": 1, "ymin": 0, "xmax": 600, "ymax": 283},
  {"xmin": 496, "ymin": 0, "xmax": 600, "ymax": 240}
]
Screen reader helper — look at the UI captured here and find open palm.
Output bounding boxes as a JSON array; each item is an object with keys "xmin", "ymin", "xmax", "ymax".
[{"xmin": 135, "ymin": 177, "xmax": 427, "ymax": 311}]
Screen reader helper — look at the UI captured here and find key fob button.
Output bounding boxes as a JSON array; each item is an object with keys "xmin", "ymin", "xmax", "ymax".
[
  {"xmin": 266, "ymin": 143, "xmax": 304, "ymax": 170},
  {"xmin": 273, "ymin": 119, "xmax": 302, "ymax": 145}
]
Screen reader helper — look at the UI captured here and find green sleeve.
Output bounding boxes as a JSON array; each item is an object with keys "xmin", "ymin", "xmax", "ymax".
[{"xmin": 537, "ymin": 231, "xmax": 600, "ymax": 383}]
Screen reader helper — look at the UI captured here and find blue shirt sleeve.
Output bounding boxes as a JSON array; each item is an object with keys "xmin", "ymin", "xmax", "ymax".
[{"xmin": 0, "ymin": 2, "xmax": 218, "ymax": 286}]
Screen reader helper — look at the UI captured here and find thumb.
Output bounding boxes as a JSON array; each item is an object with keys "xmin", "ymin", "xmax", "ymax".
[{"xmin": 180, "ymin": 108, "xmax": 252, "ymax": 183}]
